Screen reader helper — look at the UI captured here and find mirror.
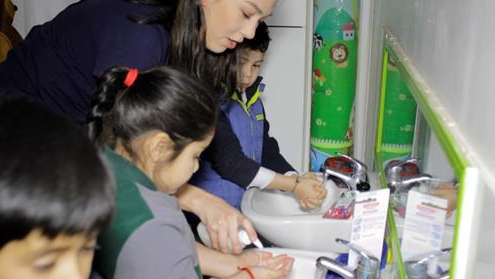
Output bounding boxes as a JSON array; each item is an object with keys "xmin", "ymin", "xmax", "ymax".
[{"xmin": 373, "ymin": 28, "xmax": 477, "ymax": 278}]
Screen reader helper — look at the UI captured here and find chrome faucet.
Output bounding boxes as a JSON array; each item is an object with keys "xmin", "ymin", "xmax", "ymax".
[
  {"xmin": 404, "ymin": 248, "xmax": 452, "ymax": 279},
  {"xmin": 315, "ymin": 238, "xmax": 380, "ymax": 279},
  {"xmin": 385, "ymin": 158, "xmax": 432, "ymax": 193},
  {"xmin": 397, "ymin": 175, "xmax": 434, "ymax": 193},
  {"xmin": 320, "ymin": 153, "xmax": 370, "ymax": 192}
]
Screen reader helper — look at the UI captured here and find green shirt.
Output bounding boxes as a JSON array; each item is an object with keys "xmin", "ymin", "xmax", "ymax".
[{"xmin": 94, "ymin": 147, "xmax": 202, "ymax": 279}]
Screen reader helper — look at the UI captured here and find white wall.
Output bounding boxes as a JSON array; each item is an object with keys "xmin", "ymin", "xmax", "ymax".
[
  {"xmin": 12, "ymin": 0, "xmax": 77, "ymax": 37},
  {"xmin": 260, "ymin": 27, "xmax": 307, "ymax": 171},
  {"xmin": 261, "ymin": 0, "xmax": 312, "ymax": 171},
  {"xmin": 475, "ymin": 180, "xmax": 495, "ymax": 278},
  {"xmin": 423, "ymin": 133, "xmax": 454, "ymax": 181}
]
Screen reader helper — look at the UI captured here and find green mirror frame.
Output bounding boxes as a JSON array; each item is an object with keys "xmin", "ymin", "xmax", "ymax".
[{"xmin": 374, "ymin": 28, "xmax": 480, "ymax": 278}]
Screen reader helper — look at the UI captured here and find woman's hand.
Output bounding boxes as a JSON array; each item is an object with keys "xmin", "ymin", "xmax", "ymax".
[
  {"xmin": 198, "ymin": 195, "xmax": 256, "ymax": 254},
  {"xmin": 293, "ymin": 175, "xmax": 327, "ymax": 209},
  {"xmin": 177, "ymin": 184, "xmax": 257, "ymax": 254}
]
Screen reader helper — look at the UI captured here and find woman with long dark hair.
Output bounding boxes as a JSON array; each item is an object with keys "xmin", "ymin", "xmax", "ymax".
[{"xmin": 0, "ymin": 0, "xmax": 277, "ymax": 254}]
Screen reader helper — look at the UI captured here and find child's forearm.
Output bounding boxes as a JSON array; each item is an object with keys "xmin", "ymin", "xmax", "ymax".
[
  {"xmin": 265, "ymin": 173, "xmax": 298, "ymax": 192},
  {"xmin": 196, "ymin": 243, "xmax": 240, "ymax": 277}
]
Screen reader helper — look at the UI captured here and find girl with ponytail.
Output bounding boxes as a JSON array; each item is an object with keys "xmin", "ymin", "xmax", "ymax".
[
  {"xmin": 87, "ymin": 66, "xmax": 217, "ymax": 154},
  {"xmin": 89, "ymin": 66, "xmax": 293, "ymax": 279}
]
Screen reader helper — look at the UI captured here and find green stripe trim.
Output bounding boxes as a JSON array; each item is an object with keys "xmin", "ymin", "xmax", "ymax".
[
  {"xmin": 352, "ymin": 0, "xmax": 359, "ymax": 34},
  {"xmin": 247, "ymin": 88, "xmax": 261, "ymax": 108},
  {"xmin": 375, "ymin": 49, "xmax": 389, "ymax": 154},
  {"xmin": 231, "ymin": 92, "xmax": 250, "ymax": 115},
  {"xmin": 231, "ymin": 88, "xmax": 262, "ymax": 116},
  {"xmin": 255, "ymin": 114, "xmax": 264, "ymax": 121},
  {"xmin": 375, "ymin": 153, "xmax": 407, "ymax": 278},
  {"xmin": 450, "ymin": 168, "xmax": 466, "ymax": 278}
]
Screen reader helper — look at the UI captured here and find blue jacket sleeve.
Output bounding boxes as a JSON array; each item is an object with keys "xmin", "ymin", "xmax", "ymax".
[
  {"xmin": 260, "ymin": 105, "xmax": 296, "ymax": 174},
  {"xmin": 202, "ymin": 111, "xmax": 260, "ymax": 188}
]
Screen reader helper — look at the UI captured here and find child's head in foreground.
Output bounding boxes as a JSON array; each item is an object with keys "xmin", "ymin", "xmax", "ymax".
[
  {"xmin": 0, "ymin": 97, "xmax": 115, "ymax": 279},
  {"xmin": 87, "ymin": 65, "xmax": 218, "ymax": 194},
  {"xmin": 237, "ymin": 21, "xmax": 271, "ymax": 92}
]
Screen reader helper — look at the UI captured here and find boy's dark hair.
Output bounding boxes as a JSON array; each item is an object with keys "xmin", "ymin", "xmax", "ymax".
[
  {"xmin": 239, "ymin": 21, "xmax": 271, "ymax": 53},
  {"xmin": 0, "ymin": 97, "xmax": 116, "ymax": 249},
  {"xmin": 87, "ymin": 66, "xmax": 218, "ymax": 160}
]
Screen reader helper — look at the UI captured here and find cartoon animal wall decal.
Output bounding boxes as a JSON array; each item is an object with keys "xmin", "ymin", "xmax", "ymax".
[{"xmin": 330, "ymin": 43, "xmax": 349, "ymax": 68}]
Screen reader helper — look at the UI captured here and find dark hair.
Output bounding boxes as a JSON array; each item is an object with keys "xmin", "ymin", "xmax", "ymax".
[
  {"xmin": 126, "ymin": 0, "xmax": 237, "ymax": 99},
  {"xmin": 0, "ymin": 97, "xmax": 116, "ymax": 249},
  {"xmin": 125, "ymin": 0, "xmax": 177, "ymax": 30},
  {"xmin": 239, "ymin": 22, "xmax": 271, "ymax": 53},
  {"xmin": 87, "ymin": 66, "xmax": 217, "ymax": 159}
]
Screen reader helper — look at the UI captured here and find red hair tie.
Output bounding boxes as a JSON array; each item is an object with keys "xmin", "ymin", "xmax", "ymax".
[
  {"xmin": 124, "ymin": 68, "xmax": 139, "ymax": 87},
  {"xmin": 237, "ymin": 267, "xmax": 255, "ymax": 279}
]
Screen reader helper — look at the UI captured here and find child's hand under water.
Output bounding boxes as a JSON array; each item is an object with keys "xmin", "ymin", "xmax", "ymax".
[
  {"xmin": 238, "ymin": 250, "xmax": 273, "ymax": 267},
  {"xmin": 430, "ymin": 182, "xmax": 458, "ymax": 217},
  {"xmin": 293, "ymin": 173, "xmax": 327, "ymax": 209},
  {"xmin": 236, "ymin": 251, "xmax": 294, "ymax": 279},
  {"xmin": 248, "ymin": 255, "xmax": 294, "ymax": 278}
]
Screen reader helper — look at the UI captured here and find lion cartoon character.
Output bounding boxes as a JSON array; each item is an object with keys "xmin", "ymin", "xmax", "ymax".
[{"xmin": 330, "ymin": 43, "xmax": 349, "ymax": 68}]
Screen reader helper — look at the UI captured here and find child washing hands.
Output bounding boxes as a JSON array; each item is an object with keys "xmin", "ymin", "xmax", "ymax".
[
  {"xmin": 89, "ymin": 66, "xmax": 293, "ymax": 279},
  {"xmin": 190, "ymin": 22, "xmax": 327, "ymax": 210}
]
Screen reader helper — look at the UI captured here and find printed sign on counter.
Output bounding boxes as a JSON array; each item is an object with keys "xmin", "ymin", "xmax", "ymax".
[
  {"xmin": 348, "ymin": 188, "xmax": 390, "ymax": 269},
  {"xmin": 400, "ymin": 190, "xmax": 447, "ymax": 273}
]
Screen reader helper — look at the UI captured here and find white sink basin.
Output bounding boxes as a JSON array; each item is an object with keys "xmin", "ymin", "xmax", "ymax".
[
  {"xmin": 259, "ymin": 247, "xmax": 338, "ymax": 279},
  {"xmin": 241, "ymin": 179, "xmax": 352, "ymax": 253}
]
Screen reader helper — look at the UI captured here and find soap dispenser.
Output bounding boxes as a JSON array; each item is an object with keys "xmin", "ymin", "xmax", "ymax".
[{"xmin": 196, "ymin": 222, "xmax": 263, "ymax": 250}]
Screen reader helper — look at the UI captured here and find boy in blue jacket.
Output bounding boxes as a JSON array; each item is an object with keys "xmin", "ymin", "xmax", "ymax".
[{"xmin": 191, "ymin": 22, "xmax": 326, "ymax": 210}]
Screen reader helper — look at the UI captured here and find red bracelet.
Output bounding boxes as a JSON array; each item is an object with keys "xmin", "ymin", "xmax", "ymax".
[{"xmin": 237, "ymin": 266, "xmax": 256, "ymax": 279}]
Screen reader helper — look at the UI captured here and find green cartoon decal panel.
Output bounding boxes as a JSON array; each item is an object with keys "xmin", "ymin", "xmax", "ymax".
[{"xmin": 310, "ymin": 6, "xmax": 358, "ymax": 171}]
